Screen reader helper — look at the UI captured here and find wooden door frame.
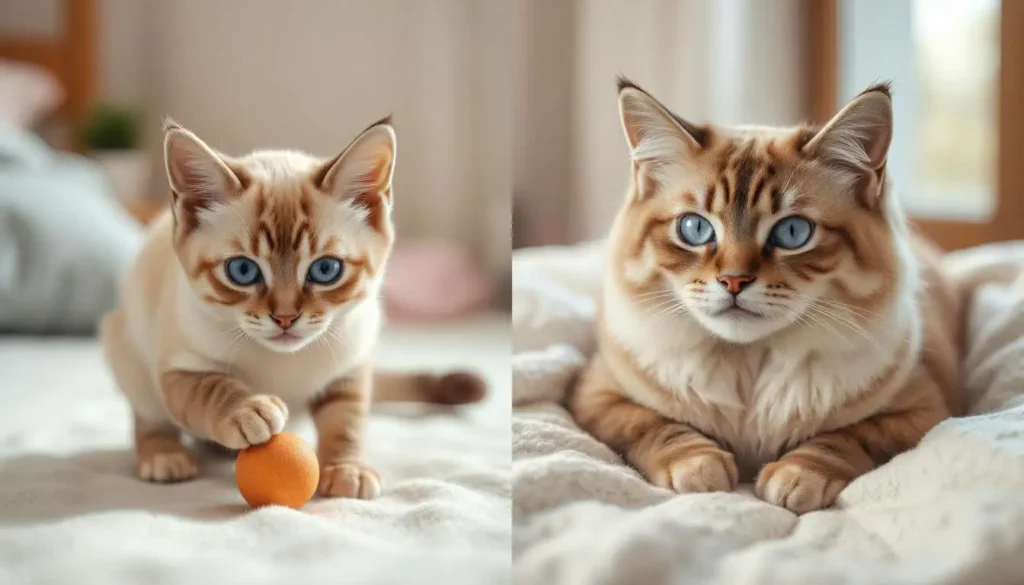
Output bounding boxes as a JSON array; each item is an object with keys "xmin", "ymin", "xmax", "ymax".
[{"xmin": 803, "ymin": 0, "xmax": 1024, "ymax": 250}]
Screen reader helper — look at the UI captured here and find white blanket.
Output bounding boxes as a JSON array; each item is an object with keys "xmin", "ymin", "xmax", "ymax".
[
  {"xmin": 512, "ymin": 241, "xmax": 1024, "ymax": 585},
  {"xmin": 0, "ymin": 315, "xmax": 510, "ymax": 585}
]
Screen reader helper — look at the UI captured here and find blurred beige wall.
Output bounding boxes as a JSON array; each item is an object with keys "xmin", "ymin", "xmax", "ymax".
[
  {"xmin": 0, "ymin": 0, "xmax": 511, "ymax": 281},
  {"xmin": 514, "ymin": 0, "xmax": 807, "ymax": 246}
]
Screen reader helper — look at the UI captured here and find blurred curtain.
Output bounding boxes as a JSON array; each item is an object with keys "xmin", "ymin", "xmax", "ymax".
[
  {"xmin": 148, "ymin": 0, "xmax": 511, "ymax": 280},
  {"xmin": 514, "ymin": 0, "xmax": 808, "ymax": 247},
  {"xmin": 0, "ymin": 0, "xmax": 512, "ymax": 281}
]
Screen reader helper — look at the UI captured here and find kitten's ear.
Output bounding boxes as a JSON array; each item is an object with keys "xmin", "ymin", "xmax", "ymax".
[
  {"xmin": 802, "ymin": 83, "xmax": 893, "ymax": 173},
  {"xmin": 618, "ymin": 77, "xmax": 704, "ymax": 197},
  {"xmin": 162, "ymin": 118, "xmax": 245, "ymax": 204},
  {"xmin": 314, "ymin": 117, "xmax": 396, "ymax": 209}
]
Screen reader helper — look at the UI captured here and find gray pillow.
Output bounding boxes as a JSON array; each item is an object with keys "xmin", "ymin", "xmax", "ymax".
[
  {"xmin": 0, "ymin": 127, "xmax": 53, "ymax": 168},
  {"xmin": 0, "ymin": 131, "xmax": 143, "ymax": 334}
]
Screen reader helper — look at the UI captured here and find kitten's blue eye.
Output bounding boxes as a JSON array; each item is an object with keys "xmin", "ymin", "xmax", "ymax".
[
  {"xmin": 225, "ymin": 257, "xmax": 262, "ymax": 286},
  {"xmin": 307, "ymin": 257, "xmax": 343, "ymax": 285},
  {"xmin": 769, "ymin": 216, "xmax": 814, "ymax": 249},
  {"xmin": 678, "ymin": 214, "xmax": 715, "ymax": 246}
]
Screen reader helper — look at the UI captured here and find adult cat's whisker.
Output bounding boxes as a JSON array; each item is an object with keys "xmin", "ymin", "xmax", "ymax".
[
  {"xmin": 654, "ymin": 304, "xmax": 687, "ymax": 319},
  {"xmin": 806, "ymin": 303, "xmax": 877, "ymax": 347}
]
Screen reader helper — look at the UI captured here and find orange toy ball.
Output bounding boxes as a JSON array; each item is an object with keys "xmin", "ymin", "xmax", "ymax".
[{"xmin": 235, "ymin": 432, "xmax": 320, "ymax": 509}]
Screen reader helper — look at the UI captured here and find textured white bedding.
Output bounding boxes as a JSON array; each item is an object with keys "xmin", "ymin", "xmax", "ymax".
[
  {"xmin": 0, "ymin": 314, "xmax": 510, "ymax": 585},
  {"xmin": 512, "ymin": 241, "xmax": 1024, "ymax": 585}
]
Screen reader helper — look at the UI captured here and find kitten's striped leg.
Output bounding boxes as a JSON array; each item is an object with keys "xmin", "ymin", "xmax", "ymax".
[
  {"xmin": 570, "ymin": 368, "xmax": 738, "ymax": 493},
  {"xmin": 134, "ymin": 415, "xmax": 197, "ymax": 482},
  {"xmin": 159, "ymin": 370, "xmax": 288, "ymax": 450},
  {"xmin": 311, "ymin": 363, "xmax": 381, "ymax": 499},
  {"xmin": 756, "ymin": 372, "xmax": 949, "ymax": 514}
]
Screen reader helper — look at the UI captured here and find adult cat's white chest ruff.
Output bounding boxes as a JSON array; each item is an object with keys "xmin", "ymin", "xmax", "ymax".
[{"xmin": 604, "ymin": 286, "xmax": 917, "ymax": 477}]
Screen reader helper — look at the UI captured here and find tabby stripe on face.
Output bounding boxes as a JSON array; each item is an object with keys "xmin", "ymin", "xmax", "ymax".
[
  {"xmin": 731, "ymin": 153, "xmax": 756, "ymax": 216},
  {"xmin": 259, "ymin": 221, "xmax": 277, "ymax": 252},
  {"xmin": 321, "ymin": 266, "xmax": 367, "ymax": 305},
  {"xmin": 722, "ymin": 174, "xmax": 735, "ymax": 207},
  {"xmin": 249, "ymin": 195, "xmax": 267, "ymax": 253},
  {"xmin": 703, "ymin": 184, "xmax": 717, "ymax": 214},
  {"xmin": 749, "ymin": 165, "xmax": 775, "ymax": 212},
  {"xmin": 637, "ymin": 216, "xmax": 675, "ymax": 255},
  {"xmin": 292, "ymin": 221, "xmax": 310, "ymax": 253},
  {"xmin": 821, "ymin": 223, "xmax": 865, "ymax": 269},
  {"xmin": 749, "ymin": 174, "xmax": 765, "ymax": 211},
  {"xmin": 770, "ymin": 187, "xmax": 783, "ymax": 215},
  {"xmin": 192, "ymin": 258, "xmax": 248, "ymax": 306}
]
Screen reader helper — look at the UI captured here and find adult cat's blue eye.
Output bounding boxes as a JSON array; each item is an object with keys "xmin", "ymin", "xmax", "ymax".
[
  {"xmin": 225, "ymin": 257, "xmax": 262, "ymax": 286},
  {"xmin": 769, "ymin": 216, "xmax": 814, "ymax": 249},
  {"xmin": 677, "ymin": 214, "xmax": 715, "ymax": 246},
  {"xmin": 307, "ymin": 257, "xmax": 343, "ymax": 285}
]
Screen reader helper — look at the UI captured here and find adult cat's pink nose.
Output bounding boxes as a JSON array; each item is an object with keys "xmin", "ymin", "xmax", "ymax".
[
  {"xmin": 271, "ymin": 312, "xmax": 301, "ymax": 329},
  {"xmin": 717, "ymin": 274, "xmax": 755, "ymax": 295}
]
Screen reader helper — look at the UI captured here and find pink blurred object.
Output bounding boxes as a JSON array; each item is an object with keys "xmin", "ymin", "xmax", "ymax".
[
  {"xmin": 0, "ymin": 60, "xmax": 65, "ymax": 129},
  {"xmin": 383, "ymin": 239, "xmax": 494, "ymax": 321}
]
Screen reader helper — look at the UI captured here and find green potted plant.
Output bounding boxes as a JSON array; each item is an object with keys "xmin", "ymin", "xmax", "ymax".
[{"xmin": 81, "ymin": 103, "xmax": 148, "ymax": 205}]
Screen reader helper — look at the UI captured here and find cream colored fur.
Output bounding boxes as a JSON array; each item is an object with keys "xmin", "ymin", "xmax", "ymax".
[{"xmin": 102, "ymin": 210, "xmax": 382, "ymax": 429}]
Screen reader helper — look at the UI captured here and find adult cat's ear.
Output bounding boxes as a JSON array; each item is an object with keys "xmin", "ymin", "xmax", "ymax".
[
  {"xmin": 163, "ymin": 118, "xmax": 246, "ymax": 204},
  {"xmin": 802, "ymin": 82, "xmax": 893, "ymax": 173},
  {"xmin": 617, "ymin": 77, "xmax": 705, "ymax": 197},
  {"xmin": 314, "ymin": 116, "xmax": 396, "ymax": 209}
]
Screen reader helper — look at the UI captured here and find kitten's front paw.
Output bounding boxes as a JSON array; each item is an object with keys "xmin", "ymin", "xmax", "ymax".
[
  {"xmin": 648, "ymin": 450, "xmax": 738, "ymax": 493},
  {"xmin": 319, "ymin": 462, "xmax": 382, "ymax": 499},
  {"xmin": 756, "ymin": 459, "xmax": 848, "ymax": 514},
  {"xmin": 138, "ymin": 451, "xmax": 197, "ymax": 483},
  {"xmin": 214, "ymin": 394, "xmax": 289, "ymax": 449}
]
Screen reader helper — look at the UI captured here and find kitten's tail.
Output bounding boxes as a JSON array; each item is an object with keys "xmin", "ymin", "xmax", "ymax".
[{"xmin": 372, "ymin": 371, "xmax": 487, "ymax": 405}]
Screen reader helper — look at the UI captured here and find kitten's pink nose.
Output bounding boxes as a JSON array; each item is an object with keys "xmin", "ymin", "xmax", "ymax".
[
  {"xmin": 271, "ymin": 312, "xmax": 301, "ymax": 329},
  {"xmin": 717, "ymin": 273, "xmax": 755, "ymax": 295}
]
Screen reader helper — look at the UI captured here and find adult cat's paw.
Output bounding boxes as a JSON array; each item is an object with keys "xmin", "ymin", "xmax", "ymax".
[
  {"xmin": 319, "ymin": 462, "xmax": 382, "ymax": 499},
  {"xmin": 648, "ymin": 449, "xmax": 738, "ymax": 493},
  {"xmin": 215, "ymin": 394, "xmax": 289, "ymax": 449},
  {"xmin": 756, "ymin": 458, "xmax": 848, "ymax": 514}
]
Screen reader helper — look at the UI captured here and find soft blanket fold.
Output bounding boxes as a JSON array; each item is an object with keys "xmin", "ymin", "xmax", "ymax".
[{"xmin": 513, "ymin": 240, "xmax": 1024, "ymax": 585}]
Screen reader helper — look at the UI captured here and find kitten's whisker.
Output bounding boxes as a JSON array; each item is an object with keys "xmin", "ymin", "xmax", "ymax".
[
  {"xmin": 325, "ymin": 327, "xmax": 351, "ymax": 352},
  {"xmin": 652, "ymin": 300, "xmax": 688, "ymax": 319},
  {"xmin": 315, "ymin": 333, "xmax": 339, "ymax": 366},
  {"xmin": 642, "ymin": 297, "xmax": 685, "ymax": 315},
  {"xmin": 223, "ymin": 328, "xmax": 249, "ymax": 374},
  {"xmin": 632, "ymin": 289, "xmax": 677, "ymax": 300}
]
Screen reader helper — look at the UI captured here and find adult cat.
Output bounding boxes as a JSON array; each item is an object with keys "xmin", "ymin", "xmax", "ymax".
[{"xmin": 569, "ymin": 79, "xmax": 963, "ymax": 514}]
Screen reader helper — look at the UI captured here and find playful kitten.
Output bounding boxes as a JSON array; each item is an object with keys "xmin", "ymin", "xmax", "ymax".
[
  {"xmin": 569, "ymin": 79, "xmax": 963, "ymax": 513},
  {"xmin": 101, "ymin": 118, "xmax": 484, "ymax": 498}
]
